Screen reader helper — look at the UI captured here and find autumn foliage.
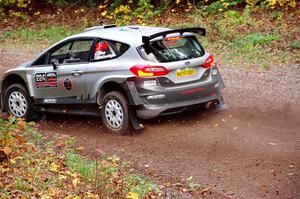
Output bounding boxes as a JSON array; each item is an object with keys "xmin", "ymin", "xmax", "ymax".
[{"xmin": 0, "ymin": 118, "xmax": 160, "ymax": 198}]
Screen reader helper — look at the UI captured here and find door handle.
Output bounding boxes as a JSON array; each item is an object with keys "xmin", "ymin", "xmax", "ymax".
[{"xmin": 71, "ymin": 70, "xmax": 83, "ymax": 76}]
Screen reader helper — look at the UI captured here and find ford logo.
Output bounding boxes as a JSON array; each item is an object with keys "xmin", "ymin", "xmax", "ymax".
[{"xmin": 185, "ymin": 61, "xmax": 190, "ymax": 65}]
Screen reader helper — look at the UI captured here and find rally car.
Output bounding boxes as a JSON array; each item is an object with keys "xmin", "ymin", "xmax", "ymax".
[{"xmin": 0, "ymin": 24, "xmax": 226, "ymax": 134}]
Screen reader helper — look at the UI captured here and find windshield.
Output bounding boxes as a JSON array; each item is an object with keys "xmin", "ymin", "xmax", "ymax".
[{"xmin": 139, "ymin": 36, "xmax": 205, "ymax": 63}]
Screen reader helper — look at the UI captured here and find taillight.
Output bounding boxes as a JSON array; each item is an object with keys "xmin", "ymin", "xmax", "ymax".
[
  {"xmin": 130, "ymin": 65, "xmax": 169, "ymax": 77},
  {"xmin": 202, "ymin": 55, "xmax": 215, "ymax": 68}
]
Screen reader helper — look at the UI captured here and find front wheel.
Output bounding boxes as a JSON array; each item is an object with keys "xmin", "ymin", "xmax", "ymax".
[
  {"xmin": 4, "ymin": 84, "xmax": 33, "ymax": 120},
  {"xmin": 100, "ymin": 91, "xmax": 130, "ymax": 135}
]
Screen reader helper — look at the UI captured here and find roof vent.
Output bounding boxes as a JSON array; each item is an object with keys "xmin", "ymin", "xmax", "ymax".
[{"xmin": 85, "ymin": 20, "xmax": 116, "ymax": 32}]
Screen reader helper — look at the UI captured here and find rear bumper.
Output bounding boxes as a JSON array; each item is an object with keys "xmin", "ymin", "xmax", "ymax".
[
  {"xmin": 125, "ymin": 67, "xmax": 225, "ymax": 119},
  {"xmin": 136, "ymin": 92, "xmax": 222, "ymax": 119}
]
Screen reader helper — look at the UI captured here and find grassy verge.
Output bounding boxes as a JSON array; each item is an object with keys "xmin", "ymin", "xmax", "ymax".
[
  {"xmin": 0, "ymin": 7, "xmax": 299, "ymax": 69},
  {"xmin": 0, "ymin": 118, "xmax": 160, "ymax": 198}
]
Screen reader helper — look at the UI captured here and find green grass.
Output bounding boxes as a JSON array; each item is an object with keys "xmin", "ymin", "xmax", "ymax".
[
  {"xmin": 0, "ymin": 7, "xmax": 299, "ymax": 69},
  {"xmin": 66, "ymin": 153, "xmax": 98, "ymax": 183},
  {"xmin": 0, "ymin": 26, "xmax": 82, "ymax": 49},
  {"xmin": 232, "ymin": 33, "xmax": 280, "ymax": 49}
]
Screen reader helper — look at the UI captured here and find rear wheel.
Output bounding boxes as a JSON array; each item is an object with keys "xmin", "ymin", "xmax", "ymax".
[
  {"xmin": 100, "ymin": 91, "xmax": 130, "ymax": 135},
  {"xmin": 4, "ymin": 84, "xmax": 33, "ymax": 120}
]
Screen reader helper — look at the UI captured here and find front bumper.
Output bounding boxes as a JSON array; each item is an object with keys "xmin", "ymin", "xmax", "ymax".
[{"xmin": 125, "ymin": 67, "xmax": 225, "ymax": 119}]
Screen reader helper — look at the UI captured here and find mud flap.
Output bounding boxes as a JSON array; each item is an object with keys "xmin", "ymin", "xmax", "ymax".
[
  {"xmin": 212, "ymin": 102, "xmax": 228, "ymax": 112},
  {"xmin": 129, "ymin": 108, "xmax": 144, "ymax": 130},
  {"xmin": 212, "ymin": 97, "xmax": 228, "ymax": 113}
]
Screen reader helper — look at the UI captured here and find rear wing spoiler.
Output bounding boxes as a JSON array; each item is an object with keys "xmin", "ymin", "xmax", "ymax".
[{"xmin": 142, "ymin": 27, "xmax": 206, "ymax": 46}]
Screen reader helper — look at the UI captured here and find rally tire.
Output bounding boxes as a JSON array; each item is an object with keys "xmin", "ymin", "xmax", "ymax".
[
  {"xmin": 101, "ymin": 91, "xmax": 130, "ymax": 135},
  {"xmin": 4, "ymin": 84, "xmax": 33, "ymax": 120}
]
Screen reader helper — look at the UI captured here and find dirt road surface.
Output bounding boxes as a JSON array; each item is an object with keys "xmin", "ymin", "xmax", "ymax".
[{"xmin": 1, "ymin": 48, "xmax": 299, "ymax": 198}]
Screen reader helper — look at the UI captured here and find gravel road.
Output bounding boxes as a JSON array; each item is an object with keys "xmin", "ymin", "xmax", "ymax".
[{"xmin": 1, "ymin": 48, "xmax": 299, "ymax": 198}]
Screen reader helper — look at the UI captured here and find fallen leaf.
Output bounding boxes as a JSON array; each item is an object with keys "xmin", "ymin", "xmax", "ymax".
[
  {"xmin": 126, "ymin": 191, "xmax": 139, "ymax": 199},
  {"xmin": 9, "ymin": 158, "xmax": 16, "ymax": 164},
  {"xmin": 49, "ymin": 162, "xmax": 59, "ymax": 172},
  {"xmin": 76, "ymin": 146, "xmax": 85, "ymax": 151},
  {"xmin": 3, "ymin": 146, "xmax": 12, "ymax": 155}
]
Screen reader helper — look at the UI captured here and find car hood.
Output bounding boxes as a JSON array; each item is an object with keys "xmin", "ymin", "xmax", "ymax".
[{"xmin": 17, "ymin": 60, "xmax": 33, "ymax": 68}]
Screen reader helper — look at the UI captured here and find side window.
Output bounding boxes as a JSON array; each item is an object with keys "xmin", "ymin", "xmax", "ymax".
[
  {"xmin": 48, "ymin": 42, "xmax": 72, "ymax": 64},
  {"xmin": 31, "ymin": 53, "xmax": 47, "ymax": 66},
  {"xmin": 48, "ymin": 39, "xmax": 94, "ymax": 64},
  {"xmin": 52, "ymin": 43, "xmax": 71, "ymax": 56},
  {"xmin": 93, "ymin": 40, "xmax": 129, "ymax": 61},
  {"xmin": 68, "ymin": 40, "xmax": 94, "ymax": 63}
]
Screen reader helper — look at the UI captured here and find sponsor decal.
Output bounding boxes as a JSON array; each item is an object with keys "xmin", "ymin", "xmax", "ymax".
[
  {"xmin": 144, "ymin": 80, "xmax": 157, "ymax": 87},
  {"xmin": 43, "ymin": 98, "xmax": 57, "ymax": 104},
  {"xmin": 147, "ymin": 94, "xmax": 165, "ymax": 100},
  {"xmin": 63, "ymin": 78, "xmax": 73, "ymax": 91},
  {"xmin": 35, "ymin": 72, "xmax": 58, "ymax": 88},
  {"xmin": 185, "ymin": 61, "xmax": 191, "ymax": 66}
]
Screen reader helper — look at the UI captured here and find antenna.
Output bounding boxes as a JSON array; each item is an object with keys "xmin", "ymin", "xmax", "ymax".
[{"xmin": 99, "ymin": 20, "xmax": 105, "ymax": 26}]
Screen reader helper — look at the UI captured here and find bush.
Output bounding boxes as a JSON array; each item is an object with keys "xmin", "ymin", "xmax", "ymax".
[
  {"xmin": 245, "ymin": 0, "xmax": 296, "ymax": 8},
  {"xmin": 233, "ymin": 32, "xmax": 280, "ymax": 49}
]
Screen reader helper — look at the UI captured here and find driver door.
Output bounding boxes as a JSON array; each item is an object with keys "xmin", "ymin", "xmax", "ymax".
[{"xmin": 29, "ymin": 38, "xmax": 95, "ymax": 103}]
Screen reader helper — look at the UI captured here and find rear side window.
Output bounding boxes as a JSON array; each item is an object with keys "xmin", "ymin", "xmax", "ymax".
[
  {"xmin": 93, "ymin": 40, "xmax": 129, "ymax": 61},
  {"xmin": 48, "ymin": 39, "xmax": 94, "ymax": 64},
  {"xmin": 139, "ymin": 36, "xmax": 205, "ymax": 63}
]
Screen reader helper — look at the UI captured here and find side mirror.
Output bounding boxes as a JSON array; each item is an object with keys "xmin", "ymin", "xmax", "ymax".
[{"xmin": 51, "ymin": 59, "xmax": 59, "ymax": 70}]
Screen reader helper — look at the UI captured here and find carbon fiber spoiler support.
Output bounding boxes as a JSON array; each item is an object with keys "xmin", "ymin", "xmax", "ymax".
[{"xmin": 142, "ymin": 27, "xmax": 206, "ymax": 46}]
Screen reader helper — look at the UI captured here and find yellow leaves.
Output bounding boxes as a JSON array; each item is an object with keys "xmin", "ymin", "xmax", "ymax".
[
  {"xmin": 85, "ymin": 192, "xmax": 99, "ymax": 199},
  {"xmin": 72, "ymin": 177, "xmax": 80, "ymax": 188},
  {"xmin": 49, "ymin": 162, "xmax": 59, "ymax": 172},
  {"xmin": 101, "ymin": 11, "xmax": 107, "ymax": 17},
  {"xmin": 59, "ymin": 174, "xmax": 67, "ymax": 180},
  {"xmin": 48, "ymin": 187, "xmax": 59, "ymax": 197},
  {"xmin": 0, "ymin": 119, "xmax": 156, "ymax": 198},
  {"xmin": 246, "ymin": 0, "xmax": 296, "ymax": 8},
  {"xmin": 126, "ymin": 191, "xmax": 139, "ymax": 199},
  {"xmin": 3, "ymin": 146, "xmax": 12, "ymax": 155},
  {"xmin": 98, "ymin": 4, "xmax": 107, "ymax": 9},
  {"xmin": 114, "ymin": 5, "xmax": 131, "ymax": 14},
  {"xmin": 64, "ymin": 195, "xmax": 80, "ymax": 199},
  {"xmin": 41, "ymin": 195, "xmax": 51, "ymax": 199},
  {"xmin": 9, "ymin": 158, "xmax": 17, "ymax": 164},
  {"xmin": 0, "ymin": 165, "xmax": 10, "ymax": 172}
]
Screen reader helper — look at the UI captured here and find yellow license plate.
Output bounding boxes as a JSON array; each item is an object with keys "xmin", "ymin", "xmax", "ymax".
[{"xmin": 176, "ymin": 68, "xmax": 196, "ymax": 77}]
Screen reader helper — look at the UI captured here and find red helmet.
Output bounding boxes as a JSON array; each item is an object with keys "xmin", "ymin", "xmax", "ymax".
[{"xmin": 95, "ymin": 41, "xmax": 108, "ymax": 51}]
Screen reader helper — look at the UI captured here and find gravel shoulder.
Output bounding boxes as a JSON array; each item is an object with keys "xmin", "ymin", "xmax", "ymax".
[{"xmin": 1, "ymin": 49, "xmax": 299, "ymax": 198}]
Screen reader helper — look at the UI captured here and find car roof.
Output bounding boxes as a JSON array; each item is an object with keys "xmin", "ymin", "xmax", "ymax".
[{"xmin": 67, "ymin": 25, "xmax": 171, "ymax": 46}]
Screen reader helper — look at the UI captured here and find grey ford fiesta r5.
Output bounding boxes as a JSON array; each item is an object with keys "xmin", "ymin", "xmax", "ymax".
[{"xmin": 0, "ymin": 25, "xmax": 226, "ymax": 134}]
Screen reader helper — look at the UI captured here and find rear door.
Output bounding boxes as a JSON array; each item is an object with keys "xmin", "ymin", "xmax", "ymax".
[{"xmin": 29, "ymin": 38, "xmax": 95, "ymax": 102}]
